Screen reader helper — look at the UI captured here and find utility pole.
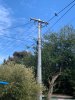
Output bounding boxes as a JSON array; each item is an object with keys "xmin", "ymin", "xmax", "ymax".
[{"xmin": 30, "ymin": 18, "xmax": 48, "ymax": 100}]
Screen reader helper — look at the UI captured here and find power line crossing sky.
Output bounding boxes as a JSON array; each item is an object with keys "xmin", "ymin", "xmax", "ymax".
[{"xmin": 0, "ymin": 0, "xmax": 75, "ymax": 63}]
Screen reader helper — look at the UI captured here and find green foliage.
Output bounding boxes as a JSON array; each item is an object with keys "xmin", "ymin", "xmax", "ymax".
[
  {"xmin": 0, "ymin": 63, "xmax": 40, "ymax": 100},
  {"xmin": 42, "ymin": 25, "xmax": 75, "ymax": 95},
  {"xmin": 5, "ymin": 51, "xmax": 34, "ymax": 67},
  {"xmin": 3, "ymin": 25, "xmax": 75, "ymax": 96}
]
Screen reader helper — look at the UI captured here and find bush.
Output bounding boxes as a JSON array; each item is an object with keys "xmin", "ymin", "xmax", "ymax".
[{"xmin": 0, "ymin": 63, "xmax": 40, "ymax": 100}]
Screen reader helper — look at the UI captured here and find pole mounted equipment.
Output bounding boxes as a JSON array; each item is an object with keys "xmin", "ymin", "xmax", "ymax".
[{"xmin": 30, "ymin": 18, "xmax": 48, "ymax": 25}]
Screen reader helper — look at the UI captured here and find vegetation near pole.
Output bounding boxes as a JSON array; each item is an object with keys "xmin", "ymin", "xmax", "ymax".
[
  {"xmin": 0, "ymin": 62, "xmax": 41, "ymax": 100},
  {"xmin": 4, "ymin": 25, "xmax": 75, "ymax": 99},
  {"xmin": 42, "ymin": 25, "xmax": 75, "ymax": 99}
]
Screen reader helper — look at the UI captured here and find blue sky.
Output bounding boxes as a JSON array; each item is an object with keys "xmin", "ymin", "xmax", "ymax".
[{"xmin": 0, "ymin": 0, "xmax": 75, "ymax": 63}]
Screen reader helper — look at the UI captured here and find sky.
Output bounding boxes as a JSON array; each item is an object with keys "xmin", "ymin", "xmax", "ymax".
[{"xmin": 0, "ymin": 0, "xmax": 75, "ymax": 63}]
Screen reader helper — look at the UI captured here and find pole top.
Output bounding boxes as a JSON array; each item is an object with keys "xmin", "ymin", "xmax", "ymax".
[{"xmin": 30, "ymin": 18, "xmax": 48, "ymax": 25}]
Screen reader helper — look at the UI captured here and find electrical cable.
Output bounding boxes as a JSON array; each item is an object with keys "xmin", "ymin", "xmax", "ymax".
[
  {"xmin": 0, "ymin": 34, "xmax": 36, "ymax": 44},
  {"xmin": 50, "ymin": 3, "xmax": 75, "ymax": 29},
  {"xmin": 48, "ymin": 0, "xmax": 75, "ymax": 22},
  {"xmin": 0, "ymin": 22, "xmax": 37, "ymax": 42},
  {"xmin": 0, "ymin": 21, "xmax": 32, "ymax": 31},
  {"xmin": 0, "ymin": 24, "xmax": 37, "ymax": 55},
  {"xmin": 58, "ymin": 0, "xmax": 75, "ymax": 14},
  {"xmin": 44, "ymin": 3, "xmax": 75, "ymax": 34},
  {"xmin": 0, "ymin": 38, "xmax": 34, "ymax": 55}
]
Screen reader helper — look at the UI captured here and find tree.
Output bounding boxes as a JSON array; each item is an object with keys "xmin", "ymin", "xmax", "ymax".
[
  {"xmin": 48, "ymin": 71, "xmax": 61, "ymax": 100},
  {"xmin": 0, "ymin": 62, "xmax": 40, "ymax": 100},
  {"xmin": 4, "ymin": 51, "xmax": 35, "ymax": 68},
  {"xmin": 41, "ymin": 25, "xmax": 75, "ymax": 98},
  {"xmin": 3, "ymin": 25, "xmax": 75, "ymax": 98}
]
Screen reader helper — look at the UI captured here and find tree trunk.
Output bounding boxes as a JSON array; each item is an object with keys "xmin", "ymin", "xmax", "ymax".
[
  {"xmin": 47, "ymin": 72, "xmax": 61, "ymax": 100},
  {"xmin": 48, "ymin": 86, "xmax": 53, "ymax": 100}
]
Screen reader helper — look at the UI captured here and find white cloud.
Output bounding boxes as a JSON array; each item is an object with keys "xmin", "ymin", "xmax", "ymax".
[
  {"xmin": 0, "ymin": 56, "xmax": 4, "ymax": 62},
  {"xmin": 0, "ymin": 3, "xmax": 36, "ymax": 62},
  {"xmin": 0, "ymin": 55, "xmax": 8, "ymax": 64},
  {"xmin": 0, "ymin": 5, "xmax": 13, "ymax": 63},
  {"xmin": 0, "ymin": 5, "xmax": 12, "ymax": 34}
]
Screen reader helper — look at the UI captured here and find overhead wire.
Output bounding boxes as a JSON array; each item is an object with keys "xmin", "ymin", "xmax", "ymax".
[
  {"xmin": 2, "ymin": 0, "xmax": 75, "ymax": 56},
  {"xmin": 0, "ymin": 37, "xmax": 34, "ymax": 55},
  {"xmin": 44, "ymin": 3, "xmax": 75, "ymax": 34},
  {"xmin": 48, "ymin": 0, "xmax": 75, "ymax": 22},
  {"xmin": 0, "ymin": 21, "xmax": 32, "ymax": 31},
  {"xmin": 0, "ymin": 31, "xmax": 35, "ymax": 54},
  {"xmin": 50, "ymin": 3, "xmax": 75, "ymax": 29},
  {"xmin": 0, "ymin": 35, "xmax": 34, "ymax": 42},
  {"xmin": 0, "ymin": 0, "xmax": 75, "ymax": 38},
  {"xmin": 0, "ymin": 20, "xmax": 37, "ymax": 42},
  {"xmin": 0, "ymin": 22, "xmax": 37, "ymax": 55},
  {"xmin": 1, "ymin": 41, "xmax": 34, "ymax": 56},
  {"xmin": 57, "ymin": 0, "xmax": 75, "ymax": 14},
  {"xmin": 0, "ymin": 28, "xmax": 37, "ymax": 42},
  {"xmin": 0, "ymin": 20, "xmax": 35, "ymax": 42}
]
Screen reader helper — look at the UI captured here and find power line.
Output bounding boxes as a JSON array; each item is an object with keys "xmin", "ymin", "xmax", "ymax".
[
  {"xmin": 0, "ymin": 21, "xmax": 32, "ymax": 31},
  {"xmin": 0, "ymin": 22, "xmax": 37, "ymax": 42},
  {"xmin": 0, "ymin": 26, "xmax": 37, "ymax": 56},
  {"xmin": 0, "ymin": 35, "xmax": 31, "ymax": 42},
  {"xmin": 58, "ymin": 0, "xmax": 75, "ymax": 14},
  {"xmin": 44, "ymin": 3, "xmax": 75, "ymax": 34},
  {"xmin": 50, "ymin": 3, "xmax": 75, "ymax": 29},
  {"xmin": 0, "ymin": 38, "xmax": 33, "ymax": 54},
  {"xmin": 48, "ymin": 0, "xmax": 75, "ymax": 22},
  {"xmin": 0, "ymin": 19, "xmax": 38, "ymax": 44},
  {"xmin": 0, "ymin": 21, "xmax": 37, "ymax": 62},
  {"xmin": 0, "ymin": 25, "xmax": 37, "ymax": 54},
  {"xmin": 0, "ymin": 42, "xmax": 34, "ymax": 56},
  {"xmin": 0, "ymin": 36, "xmax": 35, "ymax": 55}
]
